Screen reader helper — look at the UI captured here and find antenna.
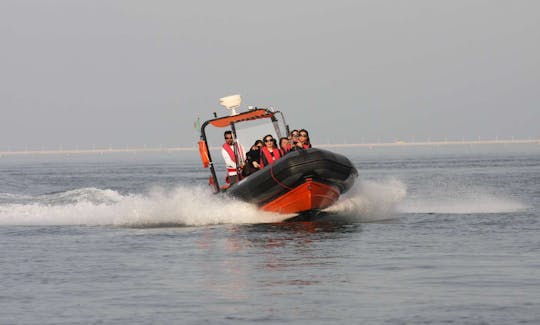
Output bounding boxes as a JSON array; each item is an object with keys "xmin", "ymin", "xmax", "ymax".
[{"xmin": 219, "ymin": 94, "xmax": 242, "ymax": 116}]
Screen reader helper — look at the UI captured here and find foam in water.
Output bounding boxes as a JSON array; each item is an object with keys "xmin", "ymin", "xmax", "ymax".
[
  {"xmin": 0, "ymin": 178, "xmax": 409, "ymax": 226},
  {"xmin": 0, "ymin": 186, "xmax": 288, "ymax": 226},
  {"xmin": 3, "ymin": 179, "xmax": 522, "ymax": 226},
  {"xmin": 324, "ymin": 178, "xmax": 407, "ymax": 222}
]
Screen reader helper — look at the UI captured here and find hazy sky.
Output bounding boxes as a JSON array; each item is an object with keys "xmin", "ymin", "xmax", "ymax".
[{"xmin": 1, "ymin": 0, "xmax": 539, "ymax": 149}]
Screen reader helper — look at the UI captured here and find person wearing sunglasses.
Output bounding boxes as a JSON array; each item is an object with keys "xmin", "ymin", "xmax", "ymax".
[
  {"xmin": 221, "ymin": 130, "xmax": 246, "ymax": 185},
  {"xmin": 292, "ymin": 129, "xmax": 312, "ymax": 150},
  {"xmin": 259, "ymin": 135, "xmax": 283, "ymax": 168},
  {"xmin": 289, "ymin": 129, "xmax": 300, "ymax": 146}
]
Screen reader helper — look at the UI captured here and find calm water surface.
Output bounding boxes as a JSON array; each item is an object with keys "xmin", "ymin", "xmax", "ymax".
[{"xmin": 1, "ymin": 146, "xmax": 539, "ymax": 324}]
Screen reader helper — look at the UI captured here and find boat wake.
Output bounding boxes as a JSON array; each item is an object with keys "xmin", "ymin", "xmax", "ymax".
[
  {"xmin": 2, "ymin": 179, "xmax": 519, "ymax": 227},
  {"xmin": 0, "ymin": 186, "xmax": 288, "ymax": 227},
  {"xmin": 323, "ymin": 178, "xmax": 407, "ymax": 222},
  {"xmin": 0, "ymin": 179, "xmax": 409, "ymax": 227}
]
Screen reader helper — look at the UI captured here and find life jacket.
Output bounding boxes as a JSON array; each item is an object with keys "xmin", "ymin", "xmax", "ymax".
[
  {"xmin": 282, "ymin": 144, "xmax": 292, "ymax": 153},
  {"xmin": 222, "ymin": 143, "xmax": 245, "ymax": 175},
  {"xmin": 259, "ymin": 147, "xmax": 282, "ymax": 168}
]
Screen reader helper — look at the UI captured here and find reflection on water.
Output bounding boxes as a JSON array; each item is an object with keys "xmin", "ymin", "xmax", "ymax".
[
  {"xmin": 239, "ymin": 220, "xmax": 362, "ymax": 250},
  {"xmin": 209, "ymin": 221, "xmax": 363, "ymax": 294},
  {"xmin": 192, "ymin": 220, "xmax": 362, "ymax": 304}
]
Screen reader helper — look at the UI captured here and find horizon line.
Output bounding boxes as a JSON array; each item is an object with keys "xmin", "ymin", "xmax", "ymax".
[{"xmin": 1, "ymin": 138, "xmax": 539, "ymax": 156}]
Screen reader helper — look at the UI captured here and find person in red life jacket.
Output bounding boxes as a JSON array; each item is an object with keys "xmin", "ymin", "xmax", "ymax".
[
  {"xmin": 292, "ymin": 129, "xmax": 312, "ymax": 150},
  {"xmin": 221, "ymin": 130, "xmax": 246, "ymax": 185},
  {"xmin": 259, "ymin": 135, "xmax": 283, "ymax": 168},
  {"xmin": 279, "ymin": 137, "xmax": 291, "ymax": 155}
]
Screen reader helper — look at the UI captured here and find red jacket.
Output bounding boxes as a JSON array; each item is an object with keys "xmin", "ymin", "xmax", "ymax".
[{"xmin": 259, "ymin": 147, "xmax": 282, "ymax": 168}]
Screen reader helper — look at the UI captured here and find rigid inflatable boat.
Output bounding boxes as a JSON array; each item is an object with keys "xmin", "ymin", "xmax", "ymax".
[
  {"xmin": 197, "ymin": 95, "xmax": 358, "ymax": 217},
  {"xmin": 228, "ymin": 148, "xmax": 357, "ymax": 214}
]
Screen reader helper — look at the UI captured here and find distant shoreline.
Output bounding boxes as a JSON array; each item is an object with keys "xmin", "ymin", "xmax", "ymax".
[{"xmin": 1, "ymin": 138, "xmax": 539, "ymax": 156}]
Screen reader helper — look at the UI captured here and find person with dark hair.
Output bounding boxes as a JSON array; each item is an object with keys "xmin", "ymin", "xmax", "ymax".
[
  {"xmin": 295, "ymin": 129, "xmax": 312, "ymax": 149},
  {"xmin": 279, "ymin": 137, "xmax": 291, "ymax": 155},
  {"xmin": 259, "ymin": 134, "xmax": 283, "ymax": 168},
  {"xmin": 221, "ymin": 130, "xmax": 245, "ymax": 185},
  {"xmin": 289, "ymin": 129, "xmax": 299, "ymax": 147},
  {"xmin": 242, "ymin": 140, "xmax": 263, "ymax": 177}
]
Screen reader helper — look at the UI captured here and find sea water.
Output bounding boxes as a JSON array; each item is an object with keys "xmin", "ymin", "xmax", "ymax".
[{"xmin": 1, "ymin": 146, "xmax": 539, "ymax": 324}]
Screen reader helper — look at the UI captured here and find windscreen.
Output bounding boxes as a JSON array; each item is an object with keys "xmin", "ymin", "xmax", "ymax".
[{"xmin": 202, "ymin": 113, "xmax": 287, "ymax": 181}]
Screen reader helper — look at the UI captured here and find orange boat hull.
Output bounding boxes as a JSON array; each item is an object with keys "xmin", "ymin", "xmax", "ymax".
[{"xmin": 260, "ymin": 179, "xmax": 340, "ymax": 214}]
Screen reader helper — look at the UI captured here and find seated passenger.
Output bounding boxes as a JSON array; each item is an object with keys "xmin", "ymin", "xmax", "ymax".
[
  {"xmin": 279, "ymin": 137, "xmax": 291, "ymax": 155},
  {"xmin": 289, "ymin": 129, "xmax": 299, "ymax": 147},
  {"xmin": 292, "ymin": 129, "xmax": 312, "ymax": 150},
  {"xmin": 242, "ymin": 140, "xmax": 263, "ymax": 177},
  {"xmin": 259, "ymin": 135, "xmax": 283, "ymax": 168}
]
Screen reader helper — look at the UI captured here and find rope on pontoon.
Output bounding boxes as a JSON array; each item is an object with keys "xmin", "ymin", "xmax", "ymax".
[{"xmin": 269, "ymin": 164, "xmax": 294, "ymax": 190}]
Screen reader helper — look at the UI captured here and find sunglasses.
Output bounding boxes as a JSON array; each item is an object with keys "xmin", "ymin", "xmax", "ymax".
[
  {"xmin": 264, "ymin": 139, "xmax": 273, "ymax": 142},
  {"xmin": 224, "ymin": 137, "xmax": 233, "ymax": 140}
]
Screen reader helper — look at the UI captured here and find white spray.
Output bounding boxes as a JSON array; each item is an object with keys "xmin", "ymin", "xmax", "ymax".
[
  {"xmin": 0, "ymin": 186, "xmax": 288, "ymax": 226},
  {"xmin": 324, "ymin": 178, "xmax": 407, "ymax": 222}
]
